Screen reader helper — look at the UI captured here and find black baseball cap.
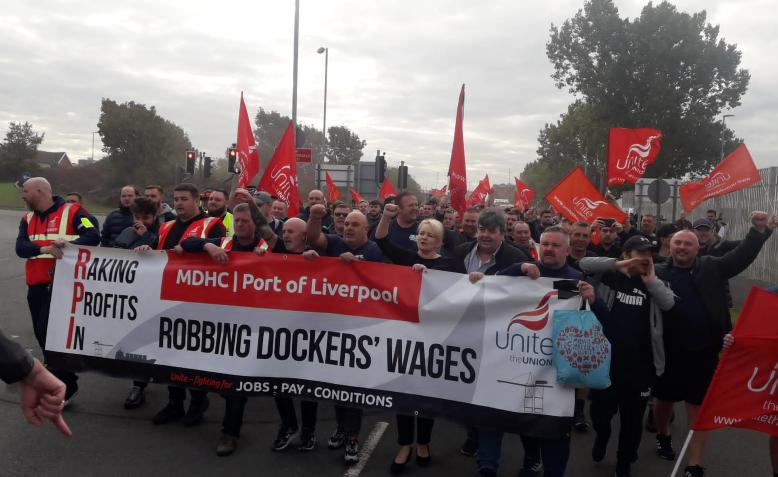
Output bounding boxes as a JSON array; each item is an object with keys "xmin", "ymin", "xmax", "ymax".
[
  {"xmin": 623, "ymin": 235, "xmax": 653, "ymax": 252},
  {"xmin": 693, "ymin": 218, "xmax": 714, "ymax": 229}
]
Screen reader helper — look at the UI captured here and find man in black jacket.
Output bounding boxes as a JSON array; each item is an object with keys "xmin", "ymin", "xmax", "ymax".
[
  {"xmin": 101, "ymin": 185, "xmax": 138, "ymax": 246},
  {"xmin": 652, "ymin": 211, "xmax": 776, "ymax": 477}
]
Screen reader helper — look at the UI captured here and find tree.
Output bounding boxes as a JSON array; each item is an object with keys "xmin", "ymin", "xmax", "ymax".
[
  {"xmin": 325, "ymin": 125, "xmax": 366, "ymax": 165},
  {"xmin": 0, "ymin": 122, "xmax": 44, "ymax": 180},
  {"xmin": 527, "ymin": 0, "xmax": 749, "ymax": 188},
  {"xmin": 98, "ymin": 99, "xmax": 192, "ymax": 186}
]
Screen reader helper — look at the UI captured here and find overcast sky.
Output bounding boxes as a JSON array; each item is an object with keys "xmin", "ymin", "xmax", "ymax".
[{"xmin": 1, "ymin": 0, "xmax": 776, "ymax": 190}]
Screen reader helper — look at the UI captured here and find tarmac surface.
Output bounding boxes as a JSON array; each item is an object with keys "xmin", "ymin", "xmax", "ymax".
[{"xmin": 0, "ymin": 208, "xmax": 771, "ymax": 477}]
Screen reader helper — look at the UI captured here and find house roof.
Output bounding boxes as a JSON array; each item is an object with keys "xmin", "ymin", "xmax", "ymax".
[{"xmin": 33, "ymin": 151, "xmax": 71, "ymax": 167}]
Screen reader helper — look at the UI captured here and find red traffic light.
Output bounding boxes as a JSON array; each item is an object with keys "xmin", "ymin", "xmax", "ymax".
[
  {"xmin": 228, "ymin": 148, "xmax": 237, "ymax": 159},
  {"xmin": 186, "ymin": 151, "xmax": 196, "ymax": 161}
]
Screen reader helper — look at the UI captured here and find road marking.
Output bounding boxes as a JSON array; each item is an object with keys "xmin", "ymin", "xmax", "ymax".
[{"xmin": 343, "ymin": 420, "xmax": 388, "ymax": 477}]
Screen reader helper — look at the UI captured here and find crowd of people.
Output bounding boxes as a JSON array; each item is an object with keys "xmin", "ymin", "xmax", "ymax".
[{"xmin": 5, "ymin": 176, "xmax": 778, "ymax": 477}]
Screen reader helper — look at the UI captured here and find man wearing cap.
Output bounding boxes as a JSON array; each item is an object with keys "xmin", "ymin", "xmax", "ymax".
[
  {"xmin": 652, "ymin": 212, "xmax": 777, "ymax": 477},
  {"xmin": 693, "ymin": 218, "xmax": 739, "ymax": 258},
  {"xmin": 578, "ymin": 235, "xmax": 675, "ymax": 477},
  {"xmin": 254, "ymin": 191, "xmax": 284, "ymax": 236}
]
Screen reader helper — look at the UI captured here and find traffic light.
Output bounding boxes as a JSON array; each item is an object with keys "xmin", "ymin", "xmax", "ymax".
[
  {"xmin": 398, "ymin": 162, "xmax": 408, "ymax": 190},
  {"xmin": 375, "ymin": 150, "xmax": 387, "ymax": 184},
  {"xmin": 227, "ymin": 147, "xmax": 237, "ymax": 173},
  {"xmin": 185, "ymin": 151, "xmax": 196, "ymax": 174},
  {"xmin": 203, "ymin": 156, "xmax": 212, "ymax": 178}
]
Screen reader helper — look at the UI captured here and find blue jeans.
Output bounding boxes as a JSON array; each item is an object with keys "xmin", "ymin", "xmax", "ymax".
[{"xmin": 477, "ymin": 430, "xmax": 570, "ymax": 476}]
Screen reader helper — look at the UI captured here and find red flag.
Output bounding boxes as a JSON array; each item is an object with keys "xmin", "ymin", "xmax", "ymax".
[
  {"xmin": 545, "ymin": 167, "xmax": 627, "ymax": 223},
  {"xmin": 325, "ymin": 171, "xmax": 341, "ymax": 203},
  {"xmin": 236, "ymin": 92, "xmax": 260, "ymax": 188},
  {"xmin": 466, "ymin": 175, "xmax": 493, "ymax": 207},
  {"xmin": 606, "ymin": 128, "xmax": 662, "ymax": 186},
  {"xmin": 448, "ymin": 84, "xmax": 467, "ymax": 216},
  {"xmin": 514, "ymin": 177, "xmax": 535, "ymax": 210},
  {"xmin": 692, "ymin": 287, "xmax": 778, "ymax": 436},
  {"xmin": 257, "ymin": 121, "xmax": 301, "ymax": 217},
  {"xmin": 379, "ymin": 178, "xmax": 398, "ymax": 201},
  {"xmin": 679, "ymin": 144, "xmax": 762, "ymax": 213},
  {"xmin": 430, "ymin": 185, "xmax": 448, "ymax": 198},
  {"xmin": 349, "ymin": 188, "xmax": 364, "ymax": 204}
]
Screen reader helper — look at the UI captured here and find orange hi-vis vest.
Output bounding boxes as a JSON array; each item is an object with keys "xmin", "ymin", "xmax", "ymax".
[
  {"xmin": 156, "ymin": 217, "xmax": 221, "ymax": 250},
  {"xmin": 219, "ymin": 236, "xmax": 268, "ymax": 252},
  {"xmin": 24, "ymin": 203, "xmax": 79, "ymax": 285}
]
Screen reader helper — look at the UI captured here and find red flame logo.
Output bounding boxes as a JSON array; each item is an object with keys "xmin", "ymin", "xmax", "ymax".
[{"xmin": 508, "ymin": 290, "xmax": 558, "ymax": 331}]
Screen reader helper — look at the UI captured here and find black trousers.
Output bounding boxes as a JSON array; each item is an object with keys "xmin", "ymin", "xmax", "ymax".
[
  {"xmin": 590, "ymin": 382, "xmax": 649, "ymax": 465},
  {"xmin": 168, "ymin": 386, "xmax": 207, "ymax": 403},
  {"xmin": 275, "ymin": 397, "xmax": 318, "ymax": 431},
  {"xmin": 396, "ymin": 414, "xmax": 434, "ymax": 446},
  {"xmin": 27, "ymin": 284, "xmax": 78, "ymax": 388},
  {"xmin": 222, "ymin": 395, "xmax": 248, "ymax": 437},
  {"xmin": 334, "ymin": 405, "xmax": 362, "ymax": 438}
]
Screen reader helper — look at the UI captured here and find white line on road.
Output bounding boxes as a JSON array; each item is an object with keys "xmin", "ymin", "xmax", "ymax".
[{"xmin": 343, "ymin": 420, "xmax": 389, "ymax": 477}]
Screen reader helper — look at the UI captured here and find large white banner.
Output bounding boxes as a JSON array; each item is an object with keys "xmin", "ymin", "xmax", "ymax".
[{"xmin": 46, "ymin": 246, "xmax": 579, "ymax": 437}]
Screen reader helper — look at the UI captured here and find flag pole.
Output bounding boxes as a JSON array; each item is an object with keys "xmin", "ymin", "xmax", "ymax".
[{"xmin": 669, "ymin": 430, "xmax": 694, "ymax": 477}]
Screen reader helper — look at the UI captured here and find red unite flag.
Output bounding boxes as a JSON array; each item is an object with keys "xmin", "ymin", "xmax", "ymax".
[
  {"xmin": 325, "ymin": 171, "xmax": 341, "ymax": 203},
  {"xmin": 379, "ymin": 178, "xmax": 398, "ymax": 201},
  {"xmin": 466, "ymin": 174, "xmax": 493, "ymax": 207},
  {"xmin": 430, "ymin": 185, "xmax": 448, "ymax": 198},
  {"xmin": 514, "ymin": 177, "xmax": 535, "ymax": 211},
  {"xmin": 545, "ymin": 167, "xmax": 627, "ymax": 223},
  {"xmin": 692, "ymin": 287, "xmax": 778, "ymax": 436},
  {"xmin": 349, "ymin": 188, "xmax": 364, "ymax": 204},
  {"xmin": 257, "ymin": 121, "xmax": 301, "ymax": 217},
  {"xmin": 236, "ymin": 92, "xmax": 260, "ymax": 188},
  {"xmin": 448, "ymin": 84, "xmax": 467, "ymax": 216},
  {"xmin": 679, "ymin": 144, "xmax": 762, "ymax": 213},
  {"xmin": 607, "ymin": 128, "xmax": 662, "ymax": 186}
]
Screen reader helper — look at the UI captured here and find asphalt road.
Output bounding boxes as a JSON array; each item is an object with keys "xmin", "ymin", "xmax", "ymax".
[{"xmin": 0, "ymin": 208, "xmax": 771, "ymax": 477}]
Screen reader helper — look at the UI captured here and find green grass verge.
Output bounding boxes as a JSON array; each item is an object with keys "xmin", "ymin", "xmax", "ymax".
[{"xmin": 0, "ymin": 183, "xmax": 112, "ymax": 214}]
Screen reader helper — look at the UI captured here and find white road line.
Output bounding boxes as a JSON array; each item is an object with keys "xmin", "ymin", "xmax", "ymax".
[{"xmin": 343, "ymin": 420, "xmax": 389, "ymax": 477}]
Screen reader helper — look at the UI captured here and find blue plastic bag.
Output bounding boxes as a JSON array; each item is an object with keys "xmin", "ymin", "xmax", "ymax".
[{"xmin": 552, "ymin": 301, "xmax": 611, "ymax": 389}]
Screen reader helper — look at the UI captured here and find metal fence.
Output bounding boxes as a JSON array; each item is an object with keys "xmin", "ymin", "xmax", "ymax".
[{"xmin": 622, "ymin": 167, "xmax": 778, "ymax": 285}]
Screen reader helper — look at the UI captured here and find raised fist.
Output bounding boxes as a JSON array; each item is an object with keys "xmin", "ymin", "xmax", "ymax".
[{"xmin": 309, "ymin": 204, "xmax": 327, "ymax": 219}]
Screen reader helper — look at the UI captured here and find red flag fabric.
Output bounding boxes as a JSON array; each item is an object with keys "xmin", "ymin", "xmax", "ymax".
[
  {"xmin": 430, "ymin": 185, "xmax": 448, "ymax": 198},
  {"xmin": 379, "ymin": 178, "xmax": 398, "ymax": 201},
  {"xmin": 236, "ymin": 92, "xmax": 260, "ymax": 188},
  {"xmin": 679, "ymin": 144, "xmax": 762, "ymax": 213},
  {"xmin": 692, "ymin": 287, "xmax": 778, "ymax": 436},
  {"xmin": 448, "ymin": 84, "xmax": 467, "ymax": 216},
  {"xmin": 606, "ymin": 128, "xmax": 662, "ymax": 186},
  {"xmin": 349, "ymin": 188, "xmax": 364, "ymax": 204},
  {"xmin": 466, "ymin": 175, "xmax": 493, "ymax": 207},
  {"xmin": 257, "ymin": 121, "xmax": 301, "ymax": 217},
  {"xmin": 325, "ymin": 171, "xmax": 341, "ymax": 203},
  {"xmin": 514, "ymin": 177, "xmax": 535, "ymax": 211},
  {"xmin": 545, "ymin": 167, "xmax": 627, "ymax": 223}
]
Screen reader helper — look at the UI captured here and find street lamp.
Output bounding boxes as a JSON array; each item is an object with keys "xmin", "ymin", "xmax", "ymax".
[
  {"xmin": 91, "ymin": 130, "xmax": 99, "ymax": 161},
  {"xmin": 721, "ymin": 114, "xmax": 735, "ymax": 160},
  {"xmin": 317, "ymin": 46, "xmax": 328, "ymax": 165}
]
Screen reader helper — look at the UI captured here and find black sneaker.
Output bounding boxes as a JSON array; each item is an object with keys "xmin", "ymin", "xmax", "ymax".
[
  {"xmin": 63, "ymin": 385, "xmax": 79, "ymax": 409},
  {"xmin": 615, "ymin": 462, "xmax": 632, "ymax": 477},
  {"xmin": 592, "ymin": 432, "xmax": 608, "ymax": 462},
  {"xmin": 182, "ymin": 396, "xmax": 209, "ymax": 427},
  {"xmin": 459, "ymin": 437, "xmax": 478, "ymax": 457},
  {"xmin": 124, "ymin": 385, "xmax": 146, "ymax": 410},
  {"xmin": 478, "ymin": 469, "xmax": 497, "ymax": 477},
  {"xmin": 518, "ymin": 460, "xmax": 543, "ymax": 477},
  {"xmin": 273, "ymin": 426, "xmax": 299, "ymax": 451},
  {"xmin": 152, "ymin": 401, "xmax": 185, "ymax": 425},
  {"xmin": 656, "ymin": 434, "xmax": 676, "ymax": 461},
  {"xmin": 344, "ymin": 438, "xmax": 360, "ymax": 464},
  {"xmin": 328, "ymin": 427, "xmax": 346, "ymax": 449},
  {"xmin": 683, "ymin": 465, "xmax": 705, "ymax": 477},
  {"xmin": 574, "ymin": 410, "xmax": 590, "ymax": 433},
  {"xmin": 298, "ymin": 428, "xmax": 316, "ymax": 452},
  {"xmin": 216, "ymin": 433, "xmax": 238, "ymax": 457}
]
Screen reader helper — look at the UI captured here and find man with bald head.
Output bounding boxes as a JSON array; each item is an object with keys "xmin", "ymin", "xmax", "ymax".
[
  {"xmin": 16, "ymin": 177, "xmax": 100, "ymax": 404},
  {"xmin": 304, "ymin": 203, "xmax": 387, "ymax": 464},
  {"xmin": 101, "ymin": 185, "xmax": 138, "ymax": 247},
  {"xmin": 296, "ymin": 189, "xmax": 333, "ymax": 231},
  {"xmin": 652, "ymin": 212, "xmax": 777, "ymax": 477}
]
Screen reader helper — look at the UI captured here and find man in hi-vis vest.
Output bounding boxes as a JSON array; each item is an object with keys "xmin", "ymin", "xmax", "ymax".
[
  {"xmin": 15, "ymin": 177, "xmax": 100, "ymax": 405},
  {"xmin": 137, "ymin": 183, "xmax": 226, "ymax": 427}
]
